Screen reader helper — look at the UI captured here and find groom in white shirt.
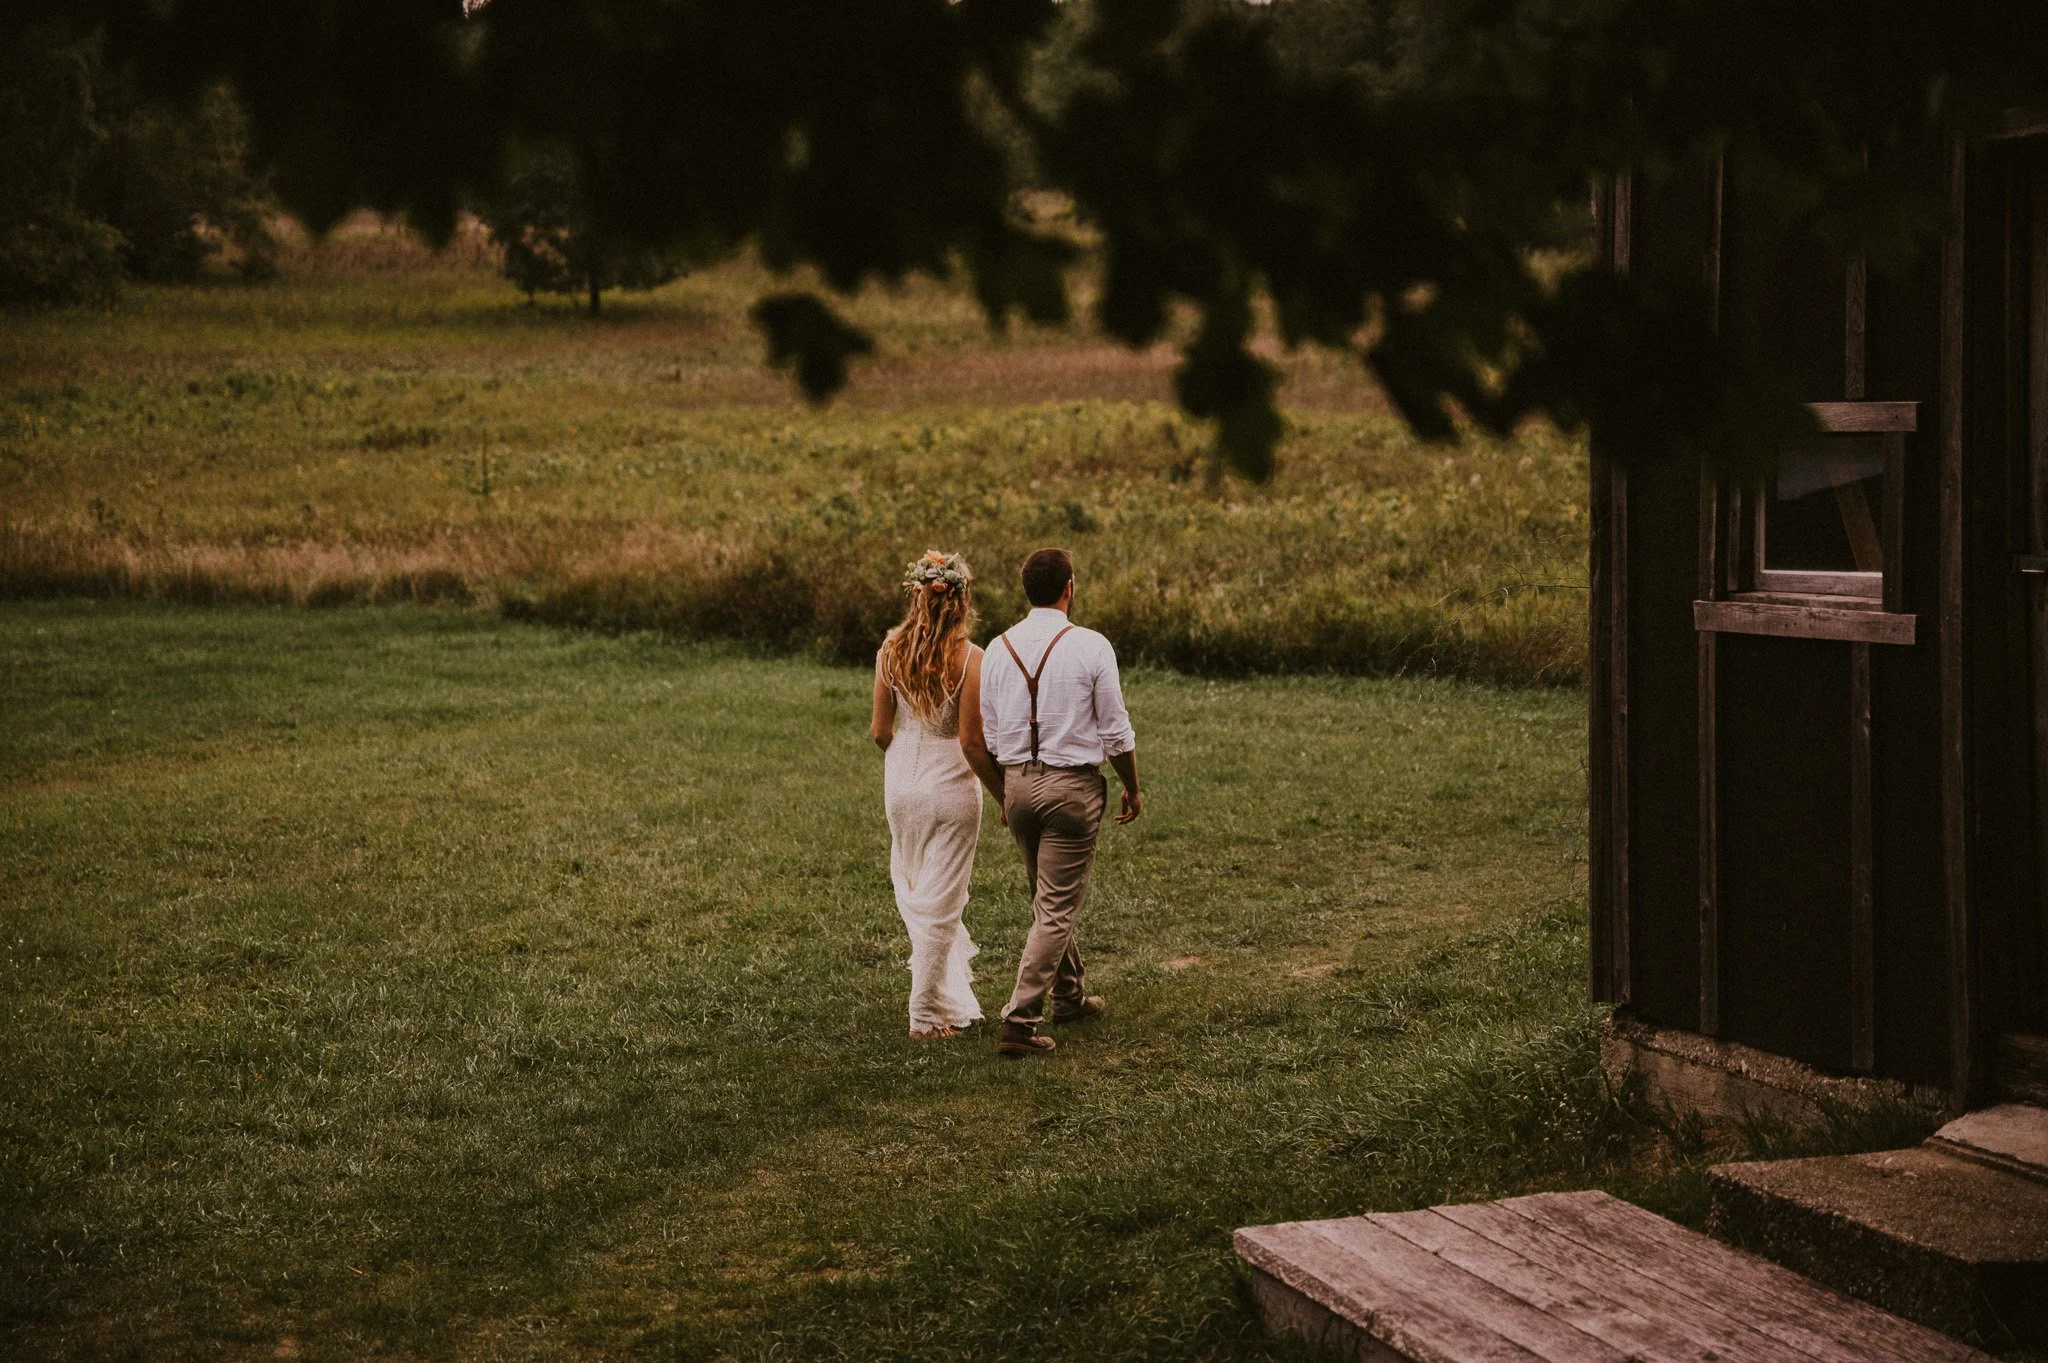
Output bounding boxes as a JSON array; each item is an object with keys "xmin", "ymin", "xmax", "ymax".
[{"xmin": 962, "ymin": 548, "xmax": 1142, "ymax": 1058}]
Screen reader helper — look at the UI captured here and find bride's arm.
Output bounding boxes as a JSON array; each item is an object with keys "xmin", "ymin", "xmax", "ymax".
[
  {"xmin": 871, "ymin": 656, "xmax": 896, "ymax": 752},
  {"xmin": 958, "ymin": 646, "xmax": 1005, "ymax": 807}
]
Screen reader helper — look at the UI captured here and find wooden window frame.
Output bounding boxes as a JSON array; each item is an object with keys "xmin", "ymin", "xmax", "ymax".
[{"xmin": 1695, "ymin": 401, "xmax": 1919, "ymax": 645}]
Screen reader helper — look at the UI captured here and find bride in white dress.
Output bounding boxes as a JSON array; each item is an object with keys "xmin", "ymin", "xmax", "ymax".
[{"xmin": 871, "ymin": 551, "xmax": 986, "ymax": 1038}]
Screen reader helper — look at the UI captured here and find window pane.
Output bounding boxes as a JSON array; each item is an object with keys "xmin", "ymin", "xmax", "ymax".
[{"xmin": 1767, "ymin": 435, "xmax": 1885, "ymax": 574}]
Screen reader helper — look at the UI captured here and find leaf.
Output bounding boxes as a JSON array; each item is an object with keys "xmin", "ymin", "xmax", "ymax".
[
  {"xmin": 1506, "ymin": 267, "xmax": 1817, "ymax": 479},
  {"xmin": 967, "ymin": 226, "xmax": 1075, "ymax": 330},
  {"xmin": 955, "ymin": 0, "xmax": 1061, "ymax": 98},
  {"xmin": 1175, "ymin": 289, "xmax": 1283, "ymax": 482},
  {"xmin": 749, "ymin": 292, "xmax": 875, "ymax": 404}
]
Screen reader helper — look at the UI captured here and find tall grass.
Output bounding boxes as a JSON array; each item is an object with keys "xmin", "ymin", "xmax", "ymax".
[{"xmin": 1, "ymin": 241, "xmax": 1588, "ymax": 684}]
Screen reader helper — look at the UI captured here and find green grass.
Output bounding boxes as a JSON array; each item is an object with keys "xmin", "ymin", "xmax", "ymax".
[
  {"xmin": 1, "ymin": 246, "xmax": 1587, "ymax": 684},
  {"xmin": 0, "ymin": 599, "xmax": 1604, "ymax": 1361},
  {"xmin": 0, "ymin": 603, "xmax": 1941, "ymax": 1360}
]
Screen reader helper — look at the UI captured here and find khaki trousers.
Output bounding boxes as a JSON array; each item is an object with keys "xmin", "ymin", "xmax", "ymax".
[{"xmin": 999, "ymin": 762, "xmax": 1107, "ymax": 1025}]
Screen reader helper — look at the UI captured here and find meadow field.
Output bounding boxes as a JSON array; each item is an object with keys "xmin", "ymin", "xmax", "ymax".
[
  {"xmin": 0, "ymin": 603, "xmax": 1933, "ymax": 1362},
  {"xmin": 1, "ymin": 242, "xmax": 1939, "ymax": 1361},
  {"xmin": 0, "ymin": 224, "xmax": 1588, "ymax": 685}
]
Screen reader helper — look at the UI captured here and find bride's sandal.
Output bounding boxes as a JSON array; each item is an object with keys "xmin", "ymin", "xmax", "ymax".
[{"xmin": 909, "ymin": 1024, "xmax": 965, "ymax": 1041}]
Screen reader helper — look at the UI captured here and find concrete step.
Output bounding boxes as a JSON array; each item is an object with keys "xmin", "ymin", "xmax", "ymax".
[
  {"xmin": 1709, "ymin": 1127, "xmax": 2048, "ymax": 1351},
  {"xmin": 1929, "ymin": 1102, "xmax": 2048, "ymax": 1184}
]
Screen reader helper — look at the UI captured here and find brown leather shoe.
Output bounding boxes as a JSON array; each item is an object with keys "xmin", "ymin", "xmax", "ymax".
[
  {"xmin": 1051, "ymin": 995, "xmax": 1106, "ymax": 1025},
  {"xmin": 997, "ymin": 1022, "xmax": 1056, "ymax": 1058}
]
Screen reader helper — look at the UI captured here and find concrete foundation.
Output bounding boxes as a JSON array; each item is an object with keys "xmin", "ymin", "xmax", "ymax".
[{"xmin": 1601, "ymin": 1015, "xmax": 1948, "ymax": 1129}]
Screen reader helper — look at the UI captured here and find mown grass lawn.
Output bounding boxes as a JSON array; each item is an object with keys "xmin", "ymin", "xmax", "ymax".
[{"xmin": 1, "ymin": 600, "xmax": 1622, "ymax": 1361}]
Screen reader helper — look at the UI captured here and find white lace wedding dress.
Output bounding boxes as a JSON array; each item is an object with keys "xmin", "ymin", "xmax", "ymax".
[{"xmin": 882, "ymin": 662, "xmax": 985, "ymax": 1032}]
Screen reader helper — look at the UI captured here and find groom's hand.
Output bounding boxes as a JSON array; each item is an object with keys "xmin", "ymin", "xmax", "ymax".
[{"xmin": 1108, "ymin": 751, "xmax": 1141, "ymax": 825}]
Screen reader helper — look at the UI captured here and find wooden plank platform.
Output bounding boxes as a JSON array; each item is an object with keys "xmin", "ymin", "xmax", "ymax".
[{"xmin": 1235, "ymin": 1190, "xmax": 1994, "ymax": 1363}]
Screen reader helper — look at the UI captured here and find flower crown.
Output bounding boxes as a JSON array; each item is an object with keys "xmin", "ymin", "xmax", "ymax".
[{"xmin": 904, "ymin": 549, "xmax": 971, "ymax": 596}]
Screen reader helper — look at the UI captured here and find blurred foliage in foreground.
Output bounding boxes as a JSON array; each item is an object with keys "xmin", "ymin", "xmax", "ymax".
[
  {"xmin": 13, "ymin": 0, "xmax": 2045, "ymax": 479},
  {"xmin": 0, "ymin": 250, "xmax": 1587, "ymax": 685}
]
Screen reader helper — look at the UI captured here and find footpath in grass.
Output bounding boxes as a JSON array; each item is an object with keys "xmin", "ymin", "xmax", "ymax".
[
  {"xmin": 0, "ymin": 254, "xmax": 1587, "ymax": 684},
  {"xmin": 0, "ymin": 599, "xmax": 1628, "ymax": 1361}
]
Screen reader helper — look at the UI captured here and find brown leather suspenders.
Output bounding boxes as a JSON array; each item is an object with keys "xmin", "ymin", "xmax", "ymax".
[{"xmin": 999, "ymin": 624, "xmax": 1077, "ymax": 763}]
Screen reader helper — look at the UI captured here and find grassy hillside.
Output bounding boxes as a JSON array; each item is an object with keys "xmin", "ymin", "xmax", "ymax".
[{"xmin": 1, "ymin": 232, "xmax": 1588, "ymax": 684}]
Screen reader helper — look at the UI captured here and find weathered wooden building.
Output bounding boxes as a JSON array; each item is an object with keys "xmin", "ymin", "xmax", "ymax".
[
  {"xmin": 1232, "ymin": 122, "xmax": 2048, "ymax": 1363},
  {"xmin": 1588, "ymin": 121, "xmax": 2048, "ymax": 1112}
]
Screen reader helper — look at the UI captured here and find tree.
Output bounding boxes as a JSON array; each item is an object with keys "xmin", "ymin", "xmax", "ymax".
[
  {"xmin": 0, "ymin": 26, "xmax": 123, "ymax": 306},
  {"xmin": 481, "ymin": 148, "xmax": 689, "ymax": 314},
  {"xmin": 12, "ymin": 0, "xmax": 2048, "ymax": 475},
  {"xmin": 0, "ymin": 25, "xmax": 278, "ymax": 302},
  {"xmin": 88, "ymin": 77, "xmax": 279, "ymax": 282}
]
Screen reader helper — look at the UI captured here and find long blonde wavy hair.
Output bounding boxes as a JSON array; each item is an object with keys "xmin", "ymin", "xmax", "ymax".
[{"xmin": 879, "ymin": 551, "xmax": 977, "ymax": 721}]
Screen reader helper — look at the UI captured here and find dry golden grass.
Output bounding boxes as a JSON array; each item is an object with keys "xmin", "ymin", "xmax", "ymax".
[{"xmin": 1, "ymin": 222, "xmax": 1586, "ymax": 682}]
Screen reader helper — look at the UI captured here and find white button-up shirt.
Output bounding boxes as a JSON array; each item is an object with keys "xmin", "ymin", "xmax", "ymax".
[{"xmin": 979, "ymin": 608, "xmax": 1137, "ymax": 767}]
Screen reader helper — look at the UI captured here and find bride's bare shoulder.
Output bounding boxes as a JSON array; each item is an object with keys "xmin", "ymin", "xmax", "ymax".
[{"xmin": 951, "ymin": 639, "xmax": 979, "ymax": 689}]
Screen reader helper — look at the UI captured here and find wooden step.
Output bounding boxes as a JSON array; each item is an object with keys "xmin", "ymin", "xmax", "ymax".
[
  {"xmin": 1709, "ymin": 1144, "xmax": 2048, "ymax": 1350},
  {"xmin": 1235, "ymin": 1190, "xmax": 1991, "ymax": 1363}
]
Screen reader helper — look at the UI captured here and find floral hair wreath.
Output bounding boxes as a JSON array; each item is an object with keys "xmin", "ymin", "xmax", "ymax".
[{"xmin": 904, "ymin": 549, "xmax": 971, "ymax": 596}]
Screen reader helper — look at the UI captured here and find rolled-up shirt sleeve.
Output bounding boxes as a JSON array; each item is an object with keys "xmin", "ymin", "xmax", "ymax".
[{"xmin": 1092, "ymin": 642, "xmax": 1137, "ymax": 757}]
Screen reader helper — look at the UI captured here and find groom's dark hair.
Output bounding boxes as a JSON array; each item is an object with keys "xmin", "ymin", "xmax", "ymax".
[{"xmin": 1020, "ymin": 548, "xmax": 1074, "ymax": 606}]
